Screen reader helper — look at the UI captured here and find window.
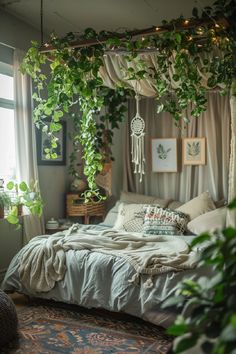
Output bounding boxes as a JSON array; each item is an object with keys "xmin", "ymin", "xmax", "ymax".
[{"xmin": 0, "ymin": 61, "xmax": 16, "ymax": 184}]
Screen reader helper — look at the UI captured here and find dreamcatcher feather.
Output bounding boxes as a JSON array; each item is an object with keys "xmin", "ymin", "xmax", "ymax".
[{"xmin": 131, "ymin": 94, "xmax": 145, "ymax": 182}]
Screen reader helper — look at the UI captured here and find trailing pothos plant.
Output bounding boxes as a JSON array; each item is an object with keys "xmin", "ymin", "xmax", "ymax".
[
  {"xmin": 21, "ymin": 0, "xmax": 236, "ymax": 200},
  {"xmin": 164, "ymin": 198, "xmax": 236, "ymax": 354}
]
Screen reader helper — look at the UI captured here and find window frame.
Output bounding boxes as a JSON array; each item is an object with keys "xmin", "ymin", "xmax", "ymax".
[
  {"xmin": 0, "ymin": 61, "xmax": 16, "ymax": 182},
  {"xmin": 0, "ymin": 61, "xmax": 14, "ymax": 110}
]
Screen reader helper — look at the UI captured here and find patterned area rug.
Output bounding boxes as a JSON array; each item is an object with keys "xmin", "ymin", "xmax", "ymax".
[{"xmin": 2, "ymin": 300, "xmax": 172, "ymax": 354}]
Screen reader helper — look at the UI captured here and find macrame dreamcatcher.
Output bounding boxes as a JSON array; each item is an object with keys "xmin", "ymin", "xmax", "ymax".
[{"xmin": 131, "ymin": 94, "xmax": 145, "ymax": 182}]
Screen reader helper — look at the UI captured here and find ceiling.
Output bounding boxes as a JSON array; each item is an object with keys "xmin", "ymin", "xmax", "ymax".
[{"xmin": 0, "ymin": 0, "xmax": 214, "ymax": 38}]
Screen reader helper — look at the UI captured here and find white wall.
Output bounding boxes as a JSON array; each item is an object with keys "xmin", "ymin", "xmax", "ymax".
[{"xmin": 0, "ymin": 9, "xmax": 41, "ymax": 50}]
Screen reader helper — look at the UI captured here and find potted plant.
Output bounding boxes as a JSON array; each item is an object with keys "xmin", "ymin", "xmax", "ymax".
[
  {"xmin": 0, "ymin": 192, "xmax": 11, "ymax": 219},
  {"xmin": 164, "ymin": 199, "xmax": 236, "ymax": 354},
  {"xmin": 6, "ymin": 180, "xmax": 43, "ymax": 226}
]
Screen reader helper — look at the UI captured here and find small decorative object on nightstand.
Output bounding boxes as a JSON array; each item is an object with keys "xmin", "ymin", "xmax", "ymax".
[{"xmin": 66, "ymin": 193, "xmax": 105, "ymax": 224}]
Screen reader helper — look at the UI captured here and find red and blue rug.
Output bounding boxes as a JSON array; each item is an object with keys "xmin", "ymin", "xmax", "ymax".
[{"xmin": 3, "ymin": 301, "xmax": 172, "ymax": 353}]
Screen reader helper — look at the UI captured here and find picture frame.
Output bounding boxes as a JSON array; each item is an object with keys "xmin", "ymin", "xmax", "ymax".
[
  {"xmin": 183, "ymin": 137, "xmax": 206, "ymax": 165},
  {"xmin": 36, "ymin": 121, "xmax": 66, "ymax": 166},
  {"xmin": 151, "ymin": 138, "xmax": 178, "ymax": 172}
]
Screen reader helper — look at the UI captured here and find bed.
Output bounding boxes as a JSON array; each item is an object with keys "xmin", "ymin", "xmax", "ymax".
[{"xmin": 1, "ymin": 191, "xmax": 226, "ymax": 328}]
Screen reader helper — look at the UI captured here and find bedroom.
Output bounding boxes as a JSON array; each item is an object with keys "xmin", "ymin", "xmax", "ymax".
[{"xmin": 0, "ymin": 0, "xmax": 235, "ymax": 352}]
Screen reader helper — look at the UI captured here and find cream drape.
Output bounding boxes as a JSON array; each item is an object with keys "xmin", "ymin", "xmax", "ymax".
[
  {"xmin": 14, "ymin": 49, "xmax": 44, "ymax": 244},
  {"xmin": 227, "ymin": 87, "xmax": 236, "ymax": 226},
  {"xmin": 123, "ymin": 93, "xmax": 231, "ymax": 205},
  {"xmin": 99, "ymin": 52, "xmax": 236, "ymax": 227}
]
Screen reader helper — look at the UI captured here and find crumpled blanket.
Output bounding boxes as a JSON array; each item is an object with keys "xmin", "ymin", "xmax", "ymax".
[{"xmin": 18, "ymin": 224, "xmax": 198, "ymax": 293}]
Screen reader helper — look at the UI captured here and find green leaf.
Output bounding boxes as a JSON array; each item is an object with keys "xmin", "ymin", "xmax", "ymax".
[
  {"xmin": 221, "ymin": 324, "xmax": 236, "ymax": 342},
  {"xmin": 6, "ymin": 214, "xmax": 19, "ymax": 225},
  {"xmin": 7, "ymin": 181, "xmax": 14, "ymax": 190},
  {"xmin": 50, "ymin": 122, "xmax": 62, "ymax": 132},
  {"xmin": 228, "ymin": 198, "xmax": 236, "ymax": 209},
  {"xmin": 175, "ymin": 33, "xmax": 182, "ymax": 44},
  {"xmin": 191, "ymin": 233, "xmax": 211, "ymax": 247},
  {"xmin": 175, "ymin": 335, "xmax": 198, "ymax": 353},
  {"xmin": 167, "ymin": 323, "xmax": 189, "ymax": 336},
  {"xmin": 19, "ymin": 181, "xmax": 28, "ymax": 192}
]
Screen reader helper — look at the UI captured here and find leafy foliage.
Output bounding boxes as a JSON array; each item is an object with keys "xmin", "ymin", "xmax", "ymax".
[
  {"xmin": 6, "ymin": 180, "xmax": 43, "ymax": 227},
  {"xmin": 20, "ymin": 0, "xmax": 236, "ymax": 200},
  {"xmin": 164, "ymin": 198, "xmax": 236, "ymax": 354}
]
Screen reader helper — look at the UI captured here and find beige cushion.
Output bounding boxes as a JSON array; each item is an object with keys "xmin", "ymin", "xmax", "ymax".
[
  {"xmin": 187, "ymin": 207, "xmax": 227, "ymax": 234},
  {"xmin": 114, "ymin": 203, "xmax": 147, "ymax": 232},
  {"xmin": 120, "ymin": 191, "xmax": 170, "ymax": 208},
  {"xmin": 176, "ymin": 191, "xmax": 216, "ymax": 220}
]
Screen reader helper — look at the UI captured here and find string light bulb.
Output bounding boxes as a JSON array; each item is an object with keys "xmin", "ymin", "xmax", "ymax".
[
  {"xmin": 155, "ymin": 27, "xmax": 160, "ymax": 31},
  {"xmin": 184, "ymin": 20, "xmax": 190, "ymax": 25}
]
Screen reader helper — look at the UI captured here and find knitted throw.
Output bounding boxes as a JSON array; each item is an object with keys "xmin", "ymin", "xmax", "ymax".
[{"xmin": 18, "ymin": 225, "xmax": 198, "ymax": 293}]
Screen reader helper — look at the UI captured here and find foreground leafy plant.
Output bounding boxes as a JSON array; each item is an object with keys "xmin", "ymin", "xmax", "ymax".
[{"xmin": 164, "ymin": 198, "xmax": 236, "ymax": 354}]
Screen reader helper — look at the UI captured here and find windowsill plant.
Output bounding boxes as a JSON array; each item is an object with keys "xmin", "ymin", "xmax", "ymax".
[{"xmin": 6, "ymin": 180, "xmax": 43, "ymax": 227}]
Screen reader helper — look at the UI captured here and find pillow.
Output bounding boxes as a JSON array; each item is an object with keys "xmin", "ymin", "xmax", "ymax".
[
  {"xmin": 176, "ymin": 192, "xmax": 216, "ymax": 220},
  {"xmin": 114, "ymin": 203, "xmax": 147, "ymax": 232},
  {"xmin": 143, "ymin": 206, "xmax": 189, "ymax": 236},
  {"xmin": 187, "ymin": 207, "xmax": 227, "ymax": 234},
  {"xmin": 103, "ymin": 201, "xmax": 121, "ymax": 226},
  {"xmin": 120, "ymin": 191, "xmax": 170, "ymax": 208}
]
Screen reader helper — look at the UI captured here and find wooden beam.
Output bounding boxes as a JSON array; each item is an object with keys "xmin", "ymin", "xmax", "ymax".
[{"xmin": 40, "ymin": 17, "xmax": 229, "ymax": 53}]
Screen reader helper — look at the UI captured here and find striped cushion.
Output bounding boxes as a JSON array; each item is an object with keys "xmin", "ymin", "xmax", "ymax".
[{"xmin": 143, "ymin": 206, "xmax": 189, "ymax": 235}]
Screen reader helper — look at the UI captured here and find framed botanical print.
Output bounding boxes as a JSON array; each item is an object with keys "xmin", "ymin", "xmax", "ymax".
[
  {"xmin": 151, "ymin": 138, "xmax": 178, "ymax": 172},
  {"xmin": 183, "ymin": 137, "xmax": 206, "ymax": 165},
  {"xmin": 36, "ymin": 121, "xmax": 66, "ymax": 166}
]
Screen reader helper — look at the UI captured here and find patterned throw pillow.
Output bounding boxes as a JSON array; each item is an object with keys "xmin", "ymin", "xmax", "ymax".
[
  {"xmin": 143, "ymin": 205, "xmax": 189, "ymax": 236},
  {"xmin": 114, "ymin": 203, "xmax": 149, "ymax": 232}
]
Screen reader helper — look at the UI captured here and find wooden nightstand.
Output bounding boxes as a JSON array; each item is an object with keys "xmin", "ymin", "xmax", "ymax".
[{"xmin": 66, "ymin": 193, "xmax": 105, "ymax": 224}]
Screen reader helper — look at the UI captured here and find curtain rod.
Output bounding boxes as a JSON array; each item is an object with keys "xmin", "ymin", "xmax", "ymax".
[{"xmin": 39, "ymin": 17, "xmax": 228, "ymax": 53}]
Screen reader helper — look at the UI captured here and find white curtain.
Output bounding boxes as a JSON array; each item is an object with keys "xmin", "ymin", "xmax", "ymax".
[
  {"xmin": 123, "ymin": 93, "xmax": 231, "ymax": 204},
  {"xmin": 14, "ymin": 49, "xmax": 44, "ymax": 244},
  {"xmin": 227, "ymin": 85, "xmax": 236, "ymax": 226}
]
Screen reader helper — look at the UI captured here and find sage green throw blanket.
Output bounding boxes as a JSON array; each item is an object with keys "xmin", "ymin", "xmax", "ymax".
[{"xmin": 19, "ymin": 224, "xmax": 198, "ymax": 293}]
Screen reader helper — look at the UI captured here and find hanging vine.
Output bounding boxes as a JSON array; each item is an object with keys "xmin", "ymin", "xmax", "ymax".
[{"xmin": 21, "ymin": 0, "xmax": 236, "ymax": 201}]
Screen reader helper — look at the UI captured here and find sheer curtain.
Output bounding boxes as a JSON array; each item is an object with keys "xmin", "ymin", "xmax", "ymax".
[
  {"xmin": 123, "ymin": 92, "xmax": 231, "ymax": 204},
  {"xmin": 14, "ymin": 49, "xmax": 44, "ymax": 244}
]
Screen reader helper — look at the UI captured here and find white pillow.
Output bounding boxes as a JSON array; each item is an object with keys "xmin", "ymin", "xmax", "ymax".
[
  {"xmin": 176, "ymin": 191, "xmax": 216, "ymax": 220},
  {"xmin": 187, "ymin": 207, "xmax": 227, "ymax": 234},
  {"xmin": 114, "ymin": 203, "xmax": 147, "ymax": 232},
  {"xmin": 103, "ymin": 201, "xmax": 121, "ymax": 226}
]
